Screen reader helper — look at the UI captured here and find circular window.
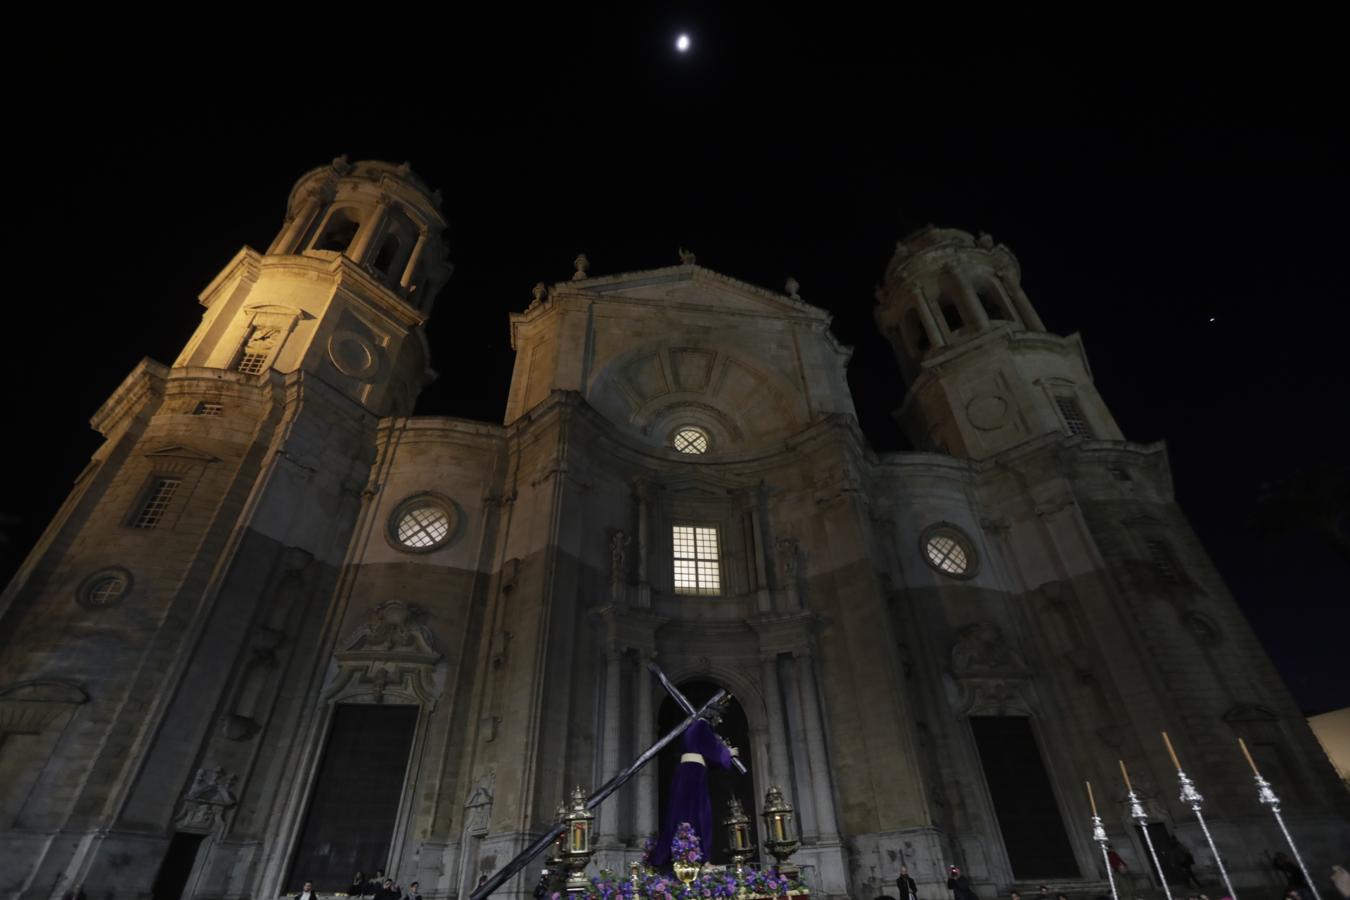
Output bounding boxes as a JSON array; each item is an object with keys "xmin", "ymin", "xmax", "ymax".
[
  {"xmin": 328, "ymin": 331, "xmax": 378, "ymax": 379},
  {"xmin": 78, "ymin": 568, "xmax": 133, "ymax": 609},
  {"xmin": 1182, "ymin": 611, "xmax": 1221, "ymax": 647},
  {"xmin": 921, "ymin": 524, "xmax": 977, "ymax": 578},
  {"xmin": 672, "ymin": 427, "xmax": 709, "ymax": 455},
  {"xmin": 388, "ymin": 494, "xmax": 458, "ymax": 552}
]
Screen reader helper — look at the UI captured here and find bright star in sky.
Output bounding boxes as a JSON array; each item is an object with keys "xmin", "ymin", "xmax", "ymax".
[{"xmin": 676, "ymin": 34, "xmax": 691, "ymax": 52}]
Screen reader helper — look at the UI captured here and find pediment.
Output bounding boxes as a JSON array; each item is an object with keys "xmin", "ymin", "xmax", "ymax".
[
  {"xmin": 145, "ymin": 445, "xmax": 220, "ymax": 463},
  {"xmin": 572, "ymin": 266, "xmax": 830, "ymax": 321}
]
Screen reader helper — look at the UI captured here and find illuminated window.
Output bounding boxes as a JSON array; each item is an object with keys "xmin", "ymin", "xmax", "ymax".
[
  {"xmin": 388, "ymin": 495, "xmax": 458, "ymax": 552},
  {"xmin": 673, "ymin": 525, "xmax": 721, "ymax": 595},
  {"xmin": 1054, "ymin": 395, "xmax": 1094, "ymax": 437},
  {"xmin": 921, "ymin": 524, "xmax": 976, "ymax": 578},
  {"xmin": 672, "ymin": 427, "xmax": 709, "ymax": 455},
  {"xmin": 133, "ymin": 478, "xmax": 181, "ymax": 529},
  {"xmin": 193, "ymin": 401, "xmax": 224, "ymax": 417}
]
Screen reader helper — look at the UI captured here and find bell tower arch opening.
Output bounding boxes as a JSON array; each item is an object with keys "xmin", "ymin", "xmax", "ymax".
[{"xmin": 655, "ymin": 680, "xmax": 758, "ymax": 864}]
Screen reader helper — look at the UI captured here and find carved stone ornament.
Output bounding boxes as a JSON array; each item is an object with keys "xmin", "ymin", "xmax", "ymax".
[
  {"xmin": 784, "ymin": 276, "xmax": 801, "ymax": 300},
  {"xmin": 950, "ymin": 622, "xmax": 1028, "ymax": 678},
  {"xmin": 610, "ymin": 530, "xmax": 630, "ymax": 586},
  {"xmin": 324, "ymin": 601, "xmax": 442, "ymax": 707},
  {"xmin": 573, "ymin": 253, "xmax": 590, "ymax": 280},
  {"xmin": 465, "ymin": 769, "xmax": 495, "ymax": 834},
  {"xmin": 678, "ymin": 247, "xmax": 696, "ymax": 265},
  {"xmin": 955, "ymin": 678, "xmax": 1030, "ymax": 717},
  {"xmin": 175, "ymin": 766, "xmax": 238, "ymax": 833}
]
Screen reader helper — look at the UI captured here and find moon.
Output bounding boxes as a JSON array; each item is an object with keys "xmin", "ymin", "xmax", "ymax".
[{"xmin": 676, "ymin": 34, "xmax": 691, "ymax": 52}]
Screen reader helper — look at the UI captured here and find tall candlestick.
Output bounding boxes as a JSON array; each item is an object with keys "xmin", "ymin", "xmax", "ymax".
[
  {"xmin": 1118, "ymin": 759, "xmax": 1133, "ymax": 792},
  {"xmin": 1238, "ymin": 737, "xmax": 1260, "ymax": 776},
  {"xmin": 1162, "ymin": 731, "xmax": 1182, "ymax": 771},
  {"xmin": 1086, "ymin": 781, "xmax": 1098, "ymax": 817}
]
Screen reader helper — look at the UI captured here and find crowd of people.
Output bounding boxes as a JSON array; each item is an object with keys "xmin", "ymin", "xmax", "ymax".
[{"xmin": 289, "ymin": 870, "xmax": 425, "ymax": 900}]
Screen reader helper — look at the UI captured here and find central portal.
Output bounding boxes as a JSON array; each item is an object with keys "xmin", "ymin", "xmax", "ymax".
[{"xmin": 656, "ymin": 680, "xmax": 757, "ymax": 864}]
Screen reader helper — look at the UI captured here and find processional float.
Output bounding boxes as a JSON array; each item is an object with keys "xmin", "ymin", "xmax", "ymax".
[{"xmin": 469, "ymin": 665, "xmax": 806, "ymax": 900}]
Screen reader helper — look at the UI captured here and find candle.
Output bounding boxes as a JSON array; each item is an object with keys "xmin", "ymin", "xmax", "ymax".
[
  {"xmin": 1118, "ymin": 759, "xmax": 1133, "ymax": 792},
  {"xmin": 1162, "ymin": 731, "xmax": 1182, "ymax": 771},
  {"xmin": 1238, "ymin": 737, "xmax": 1261, "ymax": 776},
  {"xmin": 1086, "ymin": 780, "xmax": 1099, "ymax": 817}
]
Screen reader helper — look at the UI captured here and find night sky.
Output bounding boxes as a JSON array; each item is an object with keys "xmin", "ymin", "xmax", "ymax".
[{"xmin": 8, "ymin": 8, "xmax": 1347, "ymax": 713}]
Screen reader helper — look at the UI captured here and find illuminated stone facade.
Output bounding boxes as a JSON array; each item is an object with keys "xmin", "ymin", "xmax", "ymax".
[{"xmin": 0, "ymin": 160, "xmax": 1345, "ymax": 900}]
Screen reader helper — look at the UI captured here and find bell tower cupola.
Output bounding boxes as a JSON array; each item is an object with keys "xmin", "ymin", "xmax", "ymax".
[
  {"xmin": 173, "ymin": 157, "xmax": 452, "ymax": 416},
  {"xmin": 874, "ymin": 226, "xmax": 1122, "ymax": 458}
]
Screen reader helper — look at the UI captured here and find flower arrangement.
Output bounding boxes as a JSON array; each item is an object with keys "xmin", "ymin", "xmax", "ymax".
[
  {"xmin": 670, "ymin": 823, "xmax": 704, "ymax": 866},
  {"xmin": 574, "ymin": 853, "xmax": 800, "ymax": 900}
]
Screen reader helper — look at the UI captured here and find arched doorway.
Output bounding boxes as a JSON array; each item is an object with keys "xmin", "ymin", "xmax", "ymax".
[{"xmin": 656, "ymin": 681, "xmax": 758, "ymax": 864}]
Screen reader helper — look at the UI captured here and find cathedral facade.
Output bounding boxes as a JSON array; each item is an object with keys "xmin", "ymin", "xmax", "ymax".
[{"xmin": 1, "ymin": 160, "xmax": 1345, "ymax": 900}]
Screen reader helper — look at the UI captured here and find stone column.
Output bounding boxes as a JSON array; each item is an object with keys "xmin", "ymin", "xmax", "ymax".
[
  {"xmin": 348, "ymin": 196, "xmax": 391, "ymax": 264},
  {"xmin": 797, "ymin": 652, "xmax": 840, "ymax": 838},
  {"xmin": 635, "ymin": 651, "xmax": 657, "ymax": 838},
  {"xmin": 948, "ymin": 266, "xmax": 991, "ymax": 330},
  {"xmin": 1001, "ymin": 273, "xmax": 1046, "ymax": 331},
  {"xmin": 634, "ymin": 480, "xmax": 651, "ymax": 608},
  {"xmin": 779, "ymin": 654, "xmax": 819, "ymax": 839},
  {"xmin": 913, "ymin": 290, "xmax": 948, "ymax": 349},
  {"xmin": 271, "ymin": 190, "xmax": 323, "ymax": 255},
  {"xmin": 400, "ymin": 228, "xmax": 430, "ymax": 290},
  {"xmin": 598, "ymin": 646, "xmax": 623, "ymax": 844},
  {"xmin": 759, "ymin": 653, "xmax": 792, "ymax": 789}
]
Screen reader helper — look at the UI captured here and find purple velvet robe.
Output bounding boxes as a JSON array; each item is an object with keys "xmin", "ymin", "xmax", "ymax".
[{"xmin": 651, "ymin": 718, "xmax": 734, "ymax": 867}]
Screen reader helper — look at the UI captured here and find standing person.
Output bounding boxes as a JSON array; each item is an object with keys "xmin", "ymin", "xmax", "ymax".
[
  {"xmin": 946, "ymin": 865, "xmax": 977, "ymax": 900},
  {"xmin": 1107, "ymin": 845, "xmax": 1128, "ymax": 877},
  {"xmin": 1170, "ymin": 836, "xmax": 1201, "ymax": 889},
  {"xmin": 375, "ymin": 878, "xmax": 400, "ymax": 900},
  {"xmin": 295, "ymin": 881, "xmax": 316, "ymax": 900},
  {"xmin": 896, "ymin": 865, "xmax": 918, "ymax": 900},
  {"xmin": 403, "ymin": 881, "xmax": 423, "ymax": 900},
  {"xmin": 350, "ymin": 872, "xmax": 368, "ymax": 897}
]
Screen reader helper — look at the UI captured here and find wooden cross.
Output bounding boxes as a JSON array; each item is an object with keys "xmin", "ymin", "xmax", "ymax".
[{"xmin": 469, "ymin": 666, "xmax": 744, "ymax": 900}]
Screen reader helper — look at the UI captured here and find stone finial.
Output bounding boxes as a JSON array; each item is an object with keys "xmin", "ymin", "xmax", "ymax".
[
  {"xmin": 894, "ymin": 240, "xmax": 910, "ymax": 259},
  {"xmin": 678, "ymin": 247, "xmax": 696, "ymax": 265},
  {"xmin": 785, "ymin": 276, "xmax": 801, "ymax": 300},
  {"xmin": 573, "ymin": 254, "xmax": 590, "ymax": 280},
  {"xmin": 398, "ymin": 161, "xmax": 412, "ymax": 175},
  {"xmin": 977, "ymin": 232, "xmax": 995, "ymax": 249},
  {"xmin": 331, "ymin": 154, "xmax": 352, "ymax": 174},
  {"xmin": 530, "ymin": 282, "xmax": 547, "ymax": 307}
]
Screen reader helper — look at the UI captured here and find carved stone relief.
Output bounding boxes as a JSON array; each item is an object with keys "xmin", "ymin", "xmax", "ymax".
[{"xmin": 324, "ymin": 601, "xmax": 442, "ymax": 706}]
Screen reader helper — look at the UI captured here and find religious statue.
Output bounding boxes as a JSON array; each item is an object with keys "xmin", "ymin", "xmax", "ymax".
[
  {"xmin": 649, "ymin": 701, "xmax": 738, "ymax": 867},
  {"xmin": 678, "ymin": 247, "xmax": 696, "ymax": 265},
  {"xmin": 573, "ymin": 253, "xmax": 590, "ymax": 280},
  {"xmin": 530, "ymin": 281, "xmax": 547, "ymax": 308},
  {"xmin": 784, "ymin": 276, "xmax": 801, "ymax": 300},
  {"xmin": 609, "ymin": 531, "xmax": 629, "ymax": 585}
]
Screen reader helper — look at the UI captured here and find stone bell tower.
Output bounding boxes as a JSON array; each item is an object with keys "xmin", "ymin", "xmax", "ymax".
[
  {"xmin": 175, "ymin": 156, "xmax": 452, "ymax": 416},
  {"xmin": 874, "ymin": 226, "xmax": 1122, "ymax": 458},
  {"xmin": 0, "ymin": 159, "xmax": 450, "ymax": 898}
]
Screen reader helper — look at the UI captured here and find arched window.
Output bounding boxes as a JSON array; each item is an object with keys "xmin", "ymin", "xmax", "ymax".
[
  {"xmin": 978, "ymin": 282, "xmax": 1009, "ymax": 320},
  {"xmin": 312, "ymin": 208, "xmax": 362, "ymax": 254},
  {"xmin": 373, "ymin": 231, "xmax": 404, "ymax": 277},
  {"xmin": 905, "ymin": 308, "xmax": 931, "ymax": 354},
  {"xmin": 938, "ymin": 294, "xmax": 963, "ymax": 332}
]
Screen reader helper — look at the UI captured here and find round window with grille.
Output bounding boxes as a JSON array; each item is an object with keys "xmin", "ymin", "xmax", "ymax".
[
  {"xmin": 388, "ymin": 494, "xmax": 458, "ymax": 553},
  {"xmin": 671, "ymin": 426, "xmax": 710, "ymax": 455},
  {"xmin": 78, "ymin": 567, "xmax": 133, "ymax": 609},
  {"xmin": 920, "ymin": 524, "xmax": 977, "ymax": 578}
]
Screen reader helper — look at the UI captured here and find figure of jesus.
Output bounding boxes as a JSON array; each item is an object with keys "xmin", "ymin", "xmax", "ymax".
[{"xmin": 649, "ymin": 713, "xmax": 737, "ymax": 867}]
